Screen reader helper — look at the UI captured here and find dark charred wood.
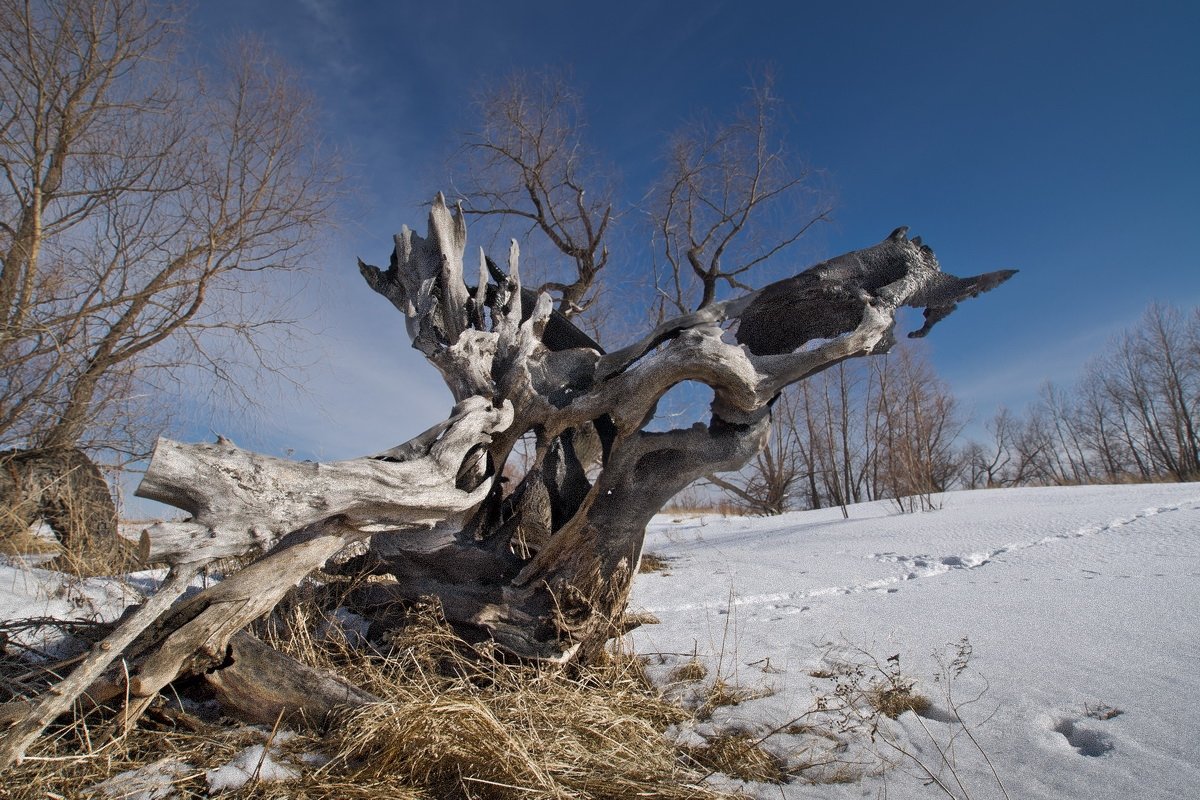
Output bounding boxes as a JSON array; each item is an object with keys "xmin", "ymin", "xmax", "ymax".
[{"xmin": 736, "ymin": 228, "xmax": 1016, "ymax": 355}]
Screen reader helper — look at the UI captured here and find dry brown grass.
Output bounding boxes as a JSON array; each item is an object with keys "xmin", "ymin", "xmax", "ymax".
[
  {"xmin": 638, "ymin": 551, "xmax": 671, "ymax": 573},
  {"xmin": 317, "ymin": 605, "xmax": 735, "ymax": 799},
  {"xmin": 685, "ymin": 732, "xmax": 787, "ymax": 785},
  {"xmin": 662, "ymin": 500, "xmax": 745, "ymax": 516},
  {"xmin": 669, "ymin": 659, "xmax": 708, "ymax": 683},
  {"xmin": 2, "ymin": 593, "xmax": 749, "ymax": 799},
  {"xmin": 0, "ymin": 492, "xmax": 138, "ymax": 578},
  {"xmin": 0, "ymin": 528, "xmax": 61, "ymax": 566},
  {"xmin": 867, "ymin": 680, "xmax": 931, "ymax": 720},
  {"xmin": 698, "ymin": 677, "xmax": 773, "ymax": 720}
]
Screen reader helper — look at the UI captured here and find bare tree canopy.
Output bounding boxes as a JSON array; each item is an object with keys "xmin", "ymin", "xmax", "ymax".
[
  {"xmin": 0, "ymin": 0, "xmax": 339, "ymax": 457},
  {"xmin": 654, "ymin": 74, "xmax": 832, "ymax": 316},
  {"xmin": 711, "ymin": 343, "xmax": 964, "ymax": 516},
  {"xmin": 456, "ymin": 70, "xmax": 613, "ymax": 321},
  {"xmin": 458, "ymin": 69, "xmax": 836, "ymax": 347}
]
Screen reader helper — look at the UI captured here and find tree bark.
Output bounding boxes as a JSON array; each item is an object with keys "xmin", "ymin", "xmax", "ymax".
[{"xmin": 201, "ymin": 631, "xmax": 379, "ymax": 728}]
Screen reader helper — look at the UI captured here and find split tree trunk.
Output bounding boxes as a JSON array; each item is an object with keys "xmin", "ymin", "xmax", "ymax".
[{"xmin": 0, "ymin": 397, "xmax": 509, "ymax": 767}]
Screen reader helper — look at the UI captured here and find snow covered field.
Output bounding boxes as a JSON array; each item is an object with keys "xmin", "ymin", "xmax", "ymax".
[
  {"xmin": 629, "ymin": 483, "xmax": 1200, "ymax": 799},
  {"xmin": 3, "ymin": 483, "xmax": 1198, "ymax": 798}
]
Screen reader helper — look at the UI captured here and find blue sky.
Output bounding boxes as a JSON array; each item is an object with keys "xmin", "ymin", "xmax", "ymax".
[{"xmin": 180, "ymin": 0, "xmax": 1199, "ymax": 464}]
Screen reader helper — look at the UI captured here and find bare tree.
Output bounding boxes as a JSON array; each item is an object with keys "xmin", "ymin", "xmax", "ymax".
[
  {"xmin": 969, "ymin": 305, "xmax": 1200, "ymax": 489},
  {"xmin": 0, "ymin": 0, "xmax": 337, "ymax": 459},
  {"xmin": 0, "ymin": 0, "xmax": 336, "ymax": 555},
  {"xmin": 964, "ymin": 407, "xmax": 1019, "ymax": 488},
  {"xmin": 455, "ymin": 70, "xmax": 613, "ymax": 321},
  {"xmin": 706, "ymin": 386, "xmax": 806, "ymax": 515},
  {"xmin": 872, "ymin": 346, "xmax": 963, "ymax": 511},
  {"xmin": 1083, "ymin": 304, "xmax": 1199, "ymax": 481},
  {"xmin": 722, "ymin": 342, "xmax": 969, "ymax": 515},
  {"xmin": 652, "ymin": 73, "xmax": 831, "ymax": 316}
]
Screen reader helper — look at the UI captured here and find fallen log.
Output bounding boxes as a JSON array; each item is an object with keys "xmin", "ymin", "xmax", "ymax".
[
  {"xmin": 203, "ymin": 631, "xmax": 380, "ymax": 728},
  {"xmin": 0, "ymin": 397, "xmax": 511, "ymax": 769}
]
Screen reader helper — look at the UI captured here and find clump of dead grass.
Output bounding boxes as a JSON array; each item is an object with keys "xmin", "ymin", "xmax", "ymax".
[
  {"xmin": 0, "ymin": 465, "xmax": 138, "ymax": 577},
  {"xmin": 868, "ymin": 676, "xmax": 931, "ymax": 720},
  {"xmin": 698, "ymin": 677, "xmax": 773, "ymax": 720},
  {"xmin": 5, "ymin": 596, "xmax": 744, "ymax": 799},
  {"xmin": 638, "ymin": 552, "xmax": 671, "ymax": 573},
  {"xmin": 320, "ymin": 603, "xmax": 734, "ymax": 799},
  {"xmin": 684, "ymin": 732, "xmax": 787, "ymax": 784},
  {"xmin": 670, "ymin": 658, "xmax": 708, "ymax": 683}
]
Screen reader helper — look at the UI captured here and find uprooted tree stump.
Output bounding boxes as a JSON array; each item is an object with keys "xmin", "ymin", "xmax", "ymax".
[{"xmin": 0, "ymin": 195, "xmax": 1013, "ymax": 767}]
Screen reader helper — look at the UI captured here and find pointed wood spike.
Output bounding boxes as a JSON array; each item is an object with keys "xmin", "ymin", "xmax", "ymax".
[
  {"xmin": 475, "ymin": 248, "xmax": 488, "ymax": 307},
  {"xmin": 507, "ymin": 239, "xmax": 522, "ymax": 322},
  {"xmin": 508, "ymin": 239, "xmax": 520, "ymax": 286},
  {"xmin": 454, "ymin": 199, "xmax": 468, "ymax": 245}
]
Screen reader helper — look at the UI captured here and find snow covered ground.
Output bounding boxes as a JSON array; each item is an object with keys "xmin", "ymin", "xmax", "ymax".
[
  {"xmin": 629, "ymin": 483, "xmax": 1200, "ymax": 799},
  {"xmin": 3, "ymin": 483, "xmax": 1198, "ymax": 797}
]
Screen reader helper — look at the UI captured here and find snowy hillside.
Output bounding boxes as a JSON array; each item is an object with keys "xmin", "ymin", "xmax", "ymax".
[{"xmin": 629, "ymin": 483, "xmax": 1200, "ymax": 799}]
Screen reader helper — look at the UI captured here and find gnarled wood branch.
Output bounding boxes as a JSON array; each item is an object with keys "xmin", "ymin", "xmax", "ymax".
[
  {"xmin": 4, "ymin": 196, "xmax": 1013, "ymax": 771},
  {"xmin": 345, "ymin": 194, "xmax": 1013, "ymax": 662},
  {"xmin": 136, "ymin": 395, "xmax": 513, "ymax": 566}
]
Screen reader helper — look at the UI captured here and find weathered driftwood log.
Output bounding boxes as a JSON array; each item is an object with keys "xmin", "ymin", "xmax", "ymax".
[
  {"xmin": 345, "ymin": 194, "xmax": 1014, "ymax": 662},
  {"xmin": 201, "ymin": 631, "xmax": 379, "ymax": 727},
  {"xmin": 2, "ymin": 197, "xmax": 1012, "ymax": 771},
  {"xmin": 136, "ymin": 396, "xmax": 513, "ymax": 566},
  {"xmin": 0, "ymin": 398, "xmax": 510, "ymax": 768}
]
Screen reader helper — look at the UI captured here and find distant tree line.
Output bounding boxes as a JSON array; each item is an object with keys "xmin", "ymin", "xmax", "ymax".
[
  {"xmin": 711, "ymin": 343, "xmax": 962, "ymax": 515},
  {"xmin": 962, "ymin": 304, "xmax": 1199, "ymax": 489},
  {"xmin": 715, "ymin": 303, "xmax": 1200, "ymax": 515}
]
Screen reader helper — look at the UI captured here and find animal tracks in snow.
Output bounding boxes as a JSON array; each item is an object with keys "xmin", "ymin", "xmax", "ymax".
[
  {"xmin": 868, "ymin": 500, "xmax": 1198, "ymax": 589},
  {"xmin": 870, "ymin": 550, "xmax": 994, "ymax": 578},
  {"xmin": 641, "ymin": 498, "xmax": 1200, "ymax": 617},
  {"xmin": 1054, "ymin": 711, "xmax": 1121, "ymax": 757}
]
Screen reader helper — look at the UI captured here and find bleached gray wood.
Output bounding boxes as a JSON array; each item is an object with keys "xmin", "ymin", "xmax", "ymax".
[
  {"xmin": 348, "ymin": 194, "xmax": 1014, "ymax": 663},
  {"xmin": 10, "ymin": 189, "xmax": 1011, "ymax": 729},
  {"xmin": 119, "ymin": 518, "xmax": 373, "ymax": 726},
  {"xmin": 135, "ymin": 395, "xmax": 513, "ymax": 566},
  {"xmin": 1, "ymin": 394, "xmax": 515, "ymax": 762}
]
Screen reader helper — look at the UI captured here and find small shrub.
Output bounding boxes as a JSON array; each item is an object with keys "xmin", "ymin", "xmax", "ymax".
[{"xmin": 868, "ymin": 679, "xmax": 931, "ymax": 719}]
